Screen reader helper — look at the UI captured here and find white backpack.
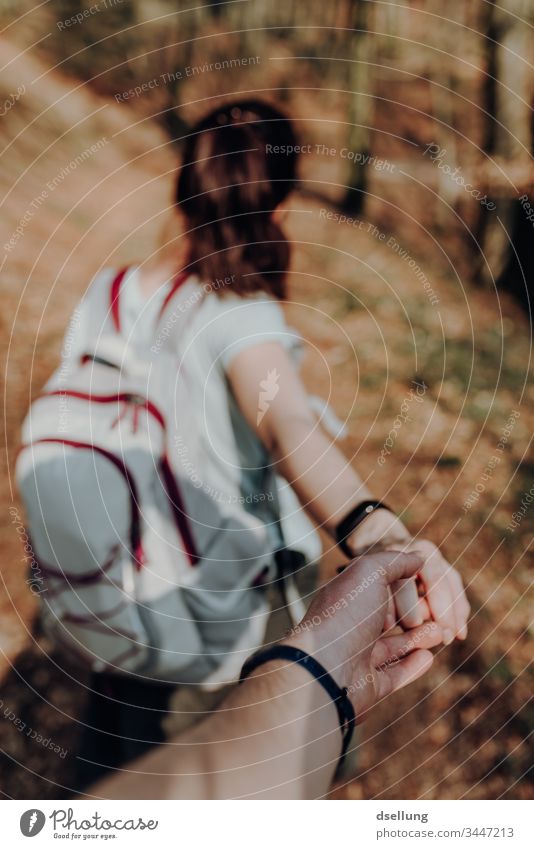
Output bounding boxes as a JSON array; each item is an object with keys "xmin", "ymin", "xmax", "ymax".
[{"xmin": 16, "ymin": 268, "xmax": 323, "ymax": 685}]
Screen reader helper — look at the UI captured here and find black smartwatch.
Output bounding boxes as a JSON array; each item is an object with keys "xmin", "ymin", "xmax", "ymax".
[{"xmin": 335, "ymin": 500, "xmax": 392, "ymax": 558}]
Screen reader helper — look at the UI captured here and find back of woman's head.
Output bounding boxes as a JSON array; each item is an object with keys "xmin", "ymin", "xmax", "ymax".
[{"xmin": 176, "ymin": 99, "xmax": 298, "ymax": 299}]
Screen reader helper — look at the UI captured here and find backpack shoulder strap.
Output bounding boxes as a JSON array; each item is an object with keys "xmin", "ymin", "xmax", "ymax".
[
  {"xmin": 156, "ymin": 270, "xmax": 191, "ymax": 325},
  {"xmin": 109, "ymin": 266, "xmax": 131, "ymax": 333}
]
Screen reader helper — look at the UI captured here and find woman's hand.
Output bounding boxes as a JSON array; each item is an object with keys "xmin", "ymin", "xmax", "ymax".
[
  {"xmin": 346, "ymin": 513, "xmax": 470, "ymax": 644},
  {"xmin": 387, "ymin": 538, "xmax": 470, "ymax": 644},
  {"xmin": 285, "ymin": 550, "xmax": 444, "ymax": 718}
]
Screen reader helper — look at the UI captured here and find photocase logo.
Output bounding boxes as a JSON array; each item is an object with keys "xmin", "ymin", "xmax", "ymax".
[
  {"xmin": 20, "ymin": 809, "xmax": 46, "ymax": 837},
  {"xmin": 257, "ymin": 368, "xmax": 280, "ymax": 425}
]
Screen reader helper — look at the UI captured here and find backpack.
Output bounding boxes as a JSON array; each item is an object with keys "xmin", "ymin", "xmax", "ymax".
[
  {"xmin": 15, "ymin": 268, "xmax": 323, "ymax": 684},
  {"xmin": 16, "ymin": 267, "xmax": 209, "ymax": 680}
]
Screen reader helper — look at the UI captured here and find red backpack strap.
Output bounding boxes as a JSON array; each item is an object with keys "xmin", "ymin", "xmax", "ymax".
[
  {"xmin": 156, "ymin": 270, "xmax": 190, "ymax": 324},
  {"xmin": 109, "ymin": 267, "xmax": 130, "ymax": 332}
]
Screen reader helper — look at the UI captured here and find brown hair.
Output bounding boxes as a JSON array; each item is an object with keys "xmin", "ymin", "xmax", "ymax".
[{"xmin": 176, "ymin": 99, "xmax": 298, "ymax": 299}]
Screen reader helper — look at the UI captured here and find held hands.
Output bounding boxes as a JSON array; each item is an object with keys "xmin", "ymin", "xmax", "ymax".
[
  {"xmin": 285, "ymin": 551, "xmax": 443, "ymax": 718},
  {"xmin": 345, "ymin": 509, "xmax": 470, "ymax": 645}
]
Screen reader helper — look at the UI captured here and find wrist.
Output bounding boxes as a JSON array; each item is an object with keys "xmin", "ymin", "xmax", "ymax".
[
  {"xmin": 335, "ymin": 500, "xmax": 399, "ymax": 557},
  {"xmin": 282, "ymin": 624, "xmax": 352, "ymax": 691},
  {"xmin": 222, "ymin": 654, "xmax": 343, "ymax": 798},
  {"xmin": 242, "ymin": 643, "xmax": 356, "ymax": 766},
  {"xmin": 345, "ymin": 509, "xmax": 411, "ymax": 556}
]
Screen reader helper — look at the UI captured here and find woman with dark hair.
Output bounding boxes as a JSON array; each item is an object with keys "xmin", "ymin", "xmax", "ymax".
[
  {"xmin": 19, "ymin": 99, "xmax": 469, "ymax": 788},
  {"xmin": 121, "ymin": 94, "xmax": 469, "ymax": 715},
  {"xmin": 154, "ymin": 98, "xmax": 468, "ymax": 648}
]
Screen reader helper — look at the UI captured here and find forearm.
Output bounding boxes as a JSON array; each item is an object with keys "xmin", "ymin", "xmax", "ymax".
[
  {"xmin": 86, "ymin": 660, "xmax": 340, "ymax": 800},
  {"xmin": 273, "ymin": 416, "xmax": 373, "ymax": 532},
  {"xmin": 226, "ymin": 342, "xmax": 408, "ymax": 550},
  {"xmin": 273, "ymin": 417, "xmax": 411, "ymax": 555}
]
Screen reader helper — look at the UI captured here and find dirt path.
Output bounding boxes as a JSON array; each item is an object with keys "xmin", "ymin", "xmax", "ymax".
[{"xmin": 1, "ymin": 38, "xmax": 532, "ymax": 799}]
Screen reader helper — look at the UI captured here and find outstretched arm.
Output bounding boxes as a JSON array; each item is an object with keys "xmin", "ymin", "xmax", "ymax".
[
  {"xmin": 227, "ymin": 342, "xmax": 469, "ymax": 641},
  {"xmin": 86, "ymin": 552, "xmax": 442, "ymax": 800}
]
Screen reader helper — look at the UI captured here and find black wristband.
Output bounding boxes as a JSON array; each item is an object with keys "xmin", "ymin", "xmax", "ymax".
[
  {"xmin": 240, "ymin": 644, "xmax": 356, "ymax": 766},
  {"xmin": 335, "ymin": 500, "xmax": 392, "ymax": 558}
]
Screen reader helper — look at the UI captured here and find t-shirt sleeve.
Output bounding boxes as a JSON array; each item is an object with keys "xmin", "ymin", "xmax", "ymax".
[
  {"xmin": 208, "ymin": 296, "xmax": 298, "ymax": 371},
  {"xmin": 56, "ymin": 268, "xmax": 114, "ymax": 373}
]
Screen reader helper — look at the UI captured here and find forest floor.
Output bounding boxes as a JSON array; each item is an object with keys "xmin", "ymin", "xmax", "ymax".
[{"xmin": 0, "ymin": 35, "xmax": 532, "ymax": 800}]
